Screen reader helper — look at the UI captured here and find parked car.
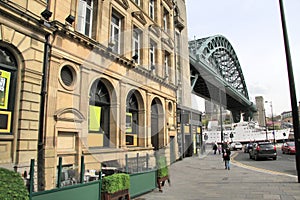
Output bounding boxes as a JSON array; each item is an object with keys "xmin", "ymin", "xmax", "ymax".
[
  {"xmin": 230, "ymin": 142, "xmax": 243, "ymax": 151},
  {"xmin": 243, "ymin": 143, "xmax": 253, "ymax": 153},
  {"xmin": 249, "ymin": 142, "xmax": 277, "ymax": 160},
  {"xmin": 281, "ymin": 141, "xmax": 296, "ymax": 154}
]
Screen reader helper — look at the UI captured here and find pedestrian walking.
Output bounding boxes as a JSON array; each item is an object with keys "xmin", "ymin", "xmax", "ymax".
[
  {"xmin": 213, "ymin": 142, "xmax": 218, "ymax": 154},
  {"xmin": 218, "ymin": 144, "xmax": 222, "ymax": 154},
  {"xmin": 221, "ymin": 141, "xmax": 226, "ymax": 153},
  {"xmin": 223, "ymin": 147, "xmax": 231, "ymax": 170}
]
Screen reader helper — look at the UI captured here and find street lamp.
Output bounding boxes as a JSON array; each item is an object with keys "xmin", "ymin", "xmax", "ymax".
[
  {"xmin": 265, "ymin": 101, "xmax": 275, "ymax": 145},
  {"xmin": 219, "ymin": 89, "xmax": 224, "ymax": 144},
  {"xmin": 263, "ymin": 109, "xmax": 268, "ymax": 141},
  {"xmin": 278, "ymin": 0, "xmax": 300, "ymax": 183}
]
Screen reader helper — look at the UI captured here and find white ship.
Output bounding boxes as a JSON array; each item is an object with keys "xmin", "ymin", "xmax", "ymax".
[{"xmin": 203, "ymin": 115, "xmax": 290, "ymax": 144}]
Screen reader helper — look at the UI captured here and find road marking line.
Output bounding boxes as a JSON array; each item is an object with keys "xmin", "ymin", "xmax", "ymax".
[{"xmin": 231, "ymin": 152, "xmax": 297, "ymax": 178}]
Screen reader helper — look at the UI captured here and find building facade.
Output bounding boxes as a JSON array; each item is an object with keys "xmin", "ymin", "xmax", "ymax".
[
  {"xmin": 0, "ymin": 0, "xmax": 53, "ymax": 183},
  {"xmin": 281, "ymin": 101, "xmax": 300, "ymax": 129},
  {"xmin": 0, "ymin": 0, "xmax": 191, "ymax": 190}
]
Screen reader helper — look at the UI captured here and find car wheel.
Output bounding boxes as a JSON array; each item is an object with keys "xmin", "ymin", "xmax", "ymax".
[{"xmin": 273, "ymin": 157, "xmax": 277, "ymax": 160}]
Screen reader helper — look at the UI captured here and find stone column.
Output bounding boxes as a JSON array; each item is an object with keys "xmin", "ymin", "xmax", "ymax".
[
  {"xmin": 119, "ymin": 82, "xmax": 127, "ymax": 148},
  {"xmin": 138, "ymin": 109, "xmax": 146, "ymax": 147},
  {"xmin": 80, "ymin": 67, "xmax": 90, "ymax": 152},
  {"xmin": 146, "ymin": 92, "xmax": 153, "ymax": 148}
]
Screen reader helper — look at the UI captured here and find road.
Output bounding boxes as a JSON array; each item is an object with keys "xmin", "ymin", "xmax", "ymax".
[{"xmin": 233, "ymin": 149, "xmax": 297, "ymax": 176}]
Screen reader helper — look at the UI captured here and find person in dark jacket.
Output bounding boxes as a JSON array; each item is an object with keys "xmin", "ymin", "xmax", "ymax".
[
  {"xmin": 213, "ymin": 142, "xmax": 218, "ymax": 154},
  {"xmin": 223, "ymin": 148, "xmax": 231, "ymax": 170}
]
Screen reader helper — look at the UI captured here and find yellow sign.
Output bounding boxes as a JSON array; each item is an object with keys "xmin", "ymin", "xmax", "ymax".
[
  {"xmin": 89, "ymin": 105, "xmax": 101, "ymax": 131},
  {"xmin": 0, "ymin": 111, "xmax": 11, "ymax": 133},
  {"xmin": 0, "ymin": 70, "xmax": 11, "ymax": 110},
  {"xmin": 197, "ymin": 127, "xmax": 201, "ymax": 134},
  {"xmin": 184, "ymin": 125, "xmax": 190, "ymax": 134},
  {"xmin": 126, "ymin": 134, "xmax": 137, "ymax": 146}
]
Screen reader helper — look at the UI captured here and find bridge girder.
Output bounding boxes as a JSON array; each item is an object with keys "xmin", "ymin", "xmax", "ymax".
[{"xmin": 189, "ymin": 35, "xmax": 256, "ymax": 122}]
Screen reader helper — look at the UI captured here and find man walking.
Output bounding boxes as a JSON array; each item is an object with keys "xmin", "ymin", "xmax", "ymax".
[
  {"xmin": 223, "ymin": 147, "xmax": 231, "ymax": 170},
  {"xmin": 213, "ymin": 142, "xmax": 218, "ymax": 154}
]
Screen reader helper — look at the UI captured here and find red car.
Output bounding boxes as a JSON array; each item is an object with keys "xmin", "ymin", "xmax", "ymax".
[{"xmin": 281, "ymin": 142, "xmax": 296, "ymax": 154}]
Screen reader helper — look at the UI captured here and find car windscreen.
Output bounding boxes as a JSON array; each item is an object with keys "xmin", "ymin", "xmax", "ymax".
[{"xmin": 287, "ymin": 142, "xmax": 295, "ymax": 146}]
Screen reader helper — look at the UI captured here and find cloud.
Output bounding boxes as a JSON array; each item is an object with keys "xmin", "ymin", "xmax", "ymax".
[{"xmin": 247, "ymin": 83, "xmax": 269, "ymax": 96}]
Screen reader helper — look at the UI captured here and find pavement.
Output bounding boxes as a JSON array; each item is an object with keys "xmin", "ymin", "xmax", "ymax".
[{"xmin": 134, "ymin": 149, "xmax": 300, "ymax": 200}]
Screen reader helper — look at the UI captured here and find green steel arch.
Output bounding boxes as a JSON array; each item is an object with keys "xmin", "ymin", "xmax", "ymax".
[
  {"xmin": 189, "ymin": 35, "xmax": 256, "ymax": 122},
  {"xmin": 191, "ymin": 35, "xmax": 249, "ymax": 99}
]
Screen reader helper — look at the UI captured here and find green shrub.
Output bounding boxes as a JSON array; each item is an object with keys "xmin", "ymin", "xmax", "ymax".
[
  {"xmin": 0, "ymin": 168, "xmax": 29, "ymax": 200},
  {"xmin": 102, "ymin": 173, "xmax": 130, "ymax": 194},
  {"xmin": 157, "ymin": 166, "xmax": 168, "ymax": 178},
  {"xmin": 157, "ymin": 156, "xmax": 169, "ymax": 178}
]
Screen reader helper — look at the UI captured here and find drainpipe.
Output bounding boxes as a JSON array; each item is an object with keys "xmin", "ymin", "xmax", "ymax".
[
  {"xmin": 39, "ymin": 34, "xmax": 50, "ymax": 146},
  {"xmin": 37, "ymin": 33, "xmax": 51, "ymax": 191}
]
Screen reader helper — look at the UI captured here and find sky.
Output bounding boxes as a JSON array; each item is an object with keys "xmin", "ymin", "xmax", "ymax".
[{"xmin": 186, "ymin": 0, "xmax": 300, "ymax": 116}]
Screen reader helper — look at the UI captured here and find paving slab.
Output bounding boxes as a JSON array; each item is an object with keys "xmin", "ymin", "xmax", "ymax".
[{"xmin": 134, "ymin": 150, "xmax": 300, "ymax": 200}]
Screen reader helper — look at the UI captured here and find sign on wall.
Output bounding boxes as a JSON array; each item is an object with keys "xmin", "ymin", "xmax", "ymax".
[
  {"xmin": 0, "ymin": 69, "xmax": 11, "ymax": 133},
  {"xmin": 0, "ymin": 69, "xmax": 11, "ymax": 110},
  {"xmin": 0, "ymin": 111, "xmax": 11, "ymax": 133},
  {"xmin": 89, "ymin": 105, "xmax": 101, "ymax": 132}
]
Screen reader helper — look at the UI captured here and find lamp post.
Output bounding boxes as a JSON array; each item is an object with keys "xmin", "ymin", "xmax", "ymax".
[
  {"xmin": 263, "ymin": 109, "xmax": 268, "ymax": 141},
  {"xmin": 219, "ymin": 89, "xmax": 224, "ymax": 144},
  {"xmin": 278, "ymin": 0, "xmax": 300, "ymax": 183},
  {"xmin": 271, "ymin": 102, "xmax": 275, "ymax": 145},
  {"xmin": 266, "ymin": 101, "xmax": 276, "ymax": 145}
]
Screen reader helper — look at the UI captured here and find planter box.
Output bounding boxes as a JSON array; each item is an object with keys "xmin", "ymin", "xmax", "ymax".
[
  {"xmin": 156, "ymin": 156, "xmax": 170, "ymax": 192},
  {"xmin": 157, "ymin": 176, "xmax": 170, "ymax": 192},
  {"xmin": 101, "ymin": 189, "xmax": 130, "ymax": 200}
]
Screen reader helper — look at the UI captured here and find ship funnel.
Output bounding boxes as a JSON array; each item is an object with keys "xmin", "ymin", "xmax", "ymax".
[{"xmin": 240, "ymin": 113, "xmax": 244, "ymax": 123}]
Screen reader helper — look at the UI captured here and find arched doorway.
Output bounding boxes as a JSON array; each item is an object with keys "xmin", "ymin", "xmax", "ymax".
[
  {"xmin": 151, "ymin": 98, "xmax": 164, "ymax": 151},
  {"xmin": 0, "ymin": 47, "xmax": 17, "ymax": 135},
  {"xmin": 88, "ymin": 79, "xmax": 110, "ymax": 147},
  {"xmin": 126, "ymin": 91, "xmax": 138, "ymax": 146}
]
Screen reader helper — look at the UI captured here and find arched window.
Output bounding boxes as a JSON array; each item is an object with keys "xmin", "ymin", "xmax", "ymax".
[
  {"xmin": 151, "ymin": 98, "xmax": 164, "ymax": 150},
  {"xmin": 88, "ymin": 79, "xmax": 110, "ymax": 147},
  {"xmin": 0, "ymin": 47, "xmax": 17, "ymax": 134},
  {"xmin": 126, "ymin": 92, "xmax": 138, "ymax": 146}
]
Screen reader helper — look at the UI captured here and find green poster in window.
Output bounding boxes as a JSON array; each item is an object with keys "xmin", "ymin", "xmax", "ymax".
[
  {"xmin": 89, "ymin": 105, "xmax": 101, "ymax": 132},
  {"xmin": 0, "ymin": 70, "xmax": 11, "ymax": 110}
]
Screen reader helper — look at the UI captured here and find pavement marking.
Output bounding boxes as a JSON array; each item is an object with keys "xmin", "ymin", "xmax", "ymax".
[{"xmin": 231, "ymin": 152, "xmax": 297, "ymax": 178}]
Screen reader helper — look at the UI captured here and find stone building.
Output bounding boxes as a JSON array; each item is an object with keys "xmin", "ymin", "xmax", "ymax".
[
  {"xmin": 0, "ymin": 0, "xmax": 53, "ymax": 183},
  {"xmin": 253, "ymin": 96, "xmax": 267, "ymax": 127},
  {"xmin": 0, "ymin": 0, "xmax": 192, "ymax": 190}
]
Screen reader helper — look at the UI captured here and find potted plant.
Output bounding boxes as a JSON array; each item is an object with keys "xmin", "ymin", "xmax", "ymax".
[
  {"xmin": 101, "ymin": 173, "xmax": 130, "ymax": 200},
  {"xmin": 156, "ymin": 156, "xmax": 170, "ymax": 192},
  {"xmin": 0, "ymin": 168, "xmax": 29, "ymax": 200}
]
